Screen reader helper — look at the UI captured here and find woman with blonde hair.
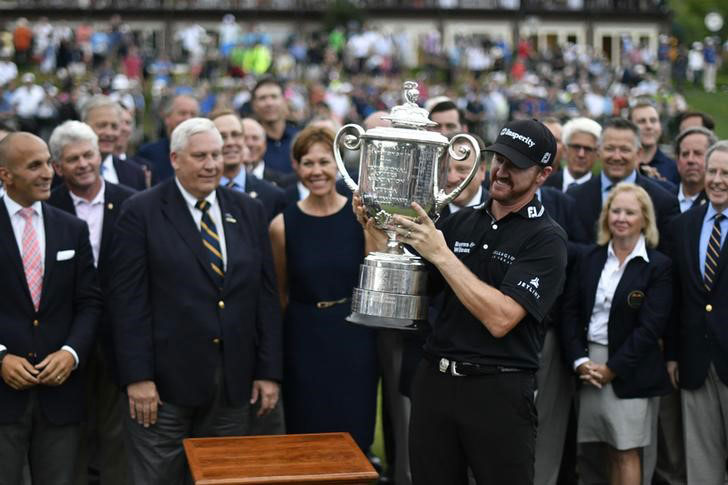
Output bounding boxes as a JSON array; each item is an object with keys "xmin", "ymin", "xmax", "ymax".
[{"xmin": 561, "ymin": 182, "xmax": 673, "ymax": 485}]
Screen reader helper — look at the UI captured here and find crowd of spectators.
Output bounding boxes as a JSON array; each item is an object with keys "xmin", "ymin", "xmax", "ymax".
[{"xmin": 0, "ymin": 14, "xmax": 725, "ymax": 155}]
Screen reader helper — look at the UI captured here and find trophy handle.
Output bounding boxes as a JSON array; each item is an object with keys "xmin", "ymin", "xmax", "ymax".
[
  {"xmin": 435, "ymin": 133, "xmax": 482, "ymax": 210},
  {"xmin": 334, "ymin": 123, "xmax": 365, "ymax": 193}
]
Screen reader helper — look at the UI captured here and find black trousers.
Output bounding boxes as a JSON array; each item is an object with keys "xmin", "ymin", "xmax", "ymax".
[
  {"xmin": 73, "ymin": 343, "xmax": 128, "ymax": 485},
  {"xmin": 409, "ymin": 360, "xmax": 537, "ymax": 485},
  {"xmin": 0, "ymin": 391, "xmax": 80, "ymax": 485}
]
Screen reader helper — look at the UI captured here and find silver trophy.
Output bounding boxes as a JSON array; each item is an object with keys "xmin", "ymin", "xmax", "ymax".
[{"xmin": 334, "ymin": 81, "xmax": 481, "ymax": 330}]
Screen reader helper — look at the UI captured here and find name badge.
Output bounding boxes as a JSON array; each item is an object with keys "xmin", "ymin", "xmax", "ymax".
[{"xmin": 627, "ymin": 290, "xmax": 645, "ymax": 309}]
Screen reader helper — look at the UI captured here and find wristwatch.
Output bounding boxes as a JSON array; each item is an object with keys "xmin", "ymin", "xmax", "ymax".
[{"xmin": 0, "ymin": 349, "xmax": 7, "ymax": 368}]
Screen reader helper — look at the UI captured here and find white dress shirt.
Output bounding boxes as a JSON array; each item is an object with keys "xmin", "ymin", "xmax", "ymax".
[
  {"xmin": 175, "ymin": 178, "xmax": 227, "ymax": 269},
  {"xmin": 562, "ymin": 169, "xmax": 592, "ymax": 192},
  {"xmin": 251, "ymin": 160, "xmax": 265, "ymax": 180},
  {"xmin": 101, "ymin": 154, "xmax": 119, "ymax": 185},
  {"xmin": 677, "ymin": 184, "xmax": 699, "ymax": 214},
  {"xmin": 1, "ymin": 194, "xmax": 79, "ymax": 366},
  {"xmin": 68, "ymin": 181, "xmax": 105, "ymax": 267},
  {"xmin": 448, "ymin": 186, "xmax": 483, "ymax": 214},
  {"xmin": 297, "ymin": 181, "xmax": 310, "ymax": 201},
  {"xmin": 573, "ymin": 235, "xmax": 649, "ymax": 370}
]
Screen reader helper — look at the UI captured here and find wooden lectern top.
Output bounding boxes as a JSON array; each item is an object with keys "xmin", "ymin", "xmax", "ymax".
[{"xmin": 184, "ymin": 432, "xmax": 379, "ymax": 484}]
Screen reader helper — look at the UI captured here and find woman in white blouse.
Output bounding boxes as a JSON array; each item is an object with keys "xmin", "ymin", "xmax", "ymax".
[{"xmin": 561, "ymin": 183, "xmax": 673, "ymax": 485}]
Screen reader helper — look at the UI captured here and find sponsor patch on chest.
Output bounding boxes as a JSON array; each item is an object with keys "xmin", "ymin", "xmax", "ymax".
[
  {"xmin": 491, "ymin": 250, "xmax": 515, "ymax": 264},
  {"xmin": 454, "ymin": 241, "xmax": 476, "ymax": 254}
]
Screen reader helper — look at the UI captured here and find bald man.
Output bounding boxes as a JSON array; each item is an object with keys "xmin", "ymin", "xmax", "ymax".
[
  {"xmin": 137, "ymin": 95, "xmax": 200, "ymax": 184},
  {"xmin": 0, "ymin": 133, "xmax": 102, "ymax": 485},
  {"xmin": 242, "ymin": 117, "xmax": 296, "ymax": 189}
]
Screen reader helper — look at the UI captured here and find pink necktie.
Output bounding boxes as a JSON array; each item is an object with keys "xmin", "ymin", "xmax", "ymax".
[{"xmin": 19, "ymin": 207, "xmax": 42, "ymax": 311}]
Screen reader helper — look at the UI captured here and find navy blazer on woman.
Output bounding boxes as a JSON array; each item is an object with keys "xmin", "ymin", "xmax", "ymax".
[
  {"xmin": 665, "ymin": 204, "xmax": 728, "ymax": 390},
  {"xmin": 560, "ymin": 244, "xmax": 673, "ymax": 399},
  {"xmin": 0, "ymin": 201, "xmax": 102, "ymax": 424},
  {"xmin": 109, "ymin": 180, "xmax": 282, "ymax": 407}
]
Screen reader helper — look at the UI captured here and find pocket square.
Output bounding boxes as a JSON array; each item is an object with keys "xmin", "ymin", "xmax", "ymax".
[
  {"xmin": 56, "ymin": 249, "xmax": 75, "ymax": 261},
  {"xmin": 224, "ymin": 213, "xmax": 237, "ymax": 224}
]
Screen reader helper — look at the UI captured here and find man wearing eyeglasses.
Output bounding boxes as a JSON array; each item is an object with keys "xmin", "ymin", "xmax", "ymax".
[
  {"xmin": 567, "ymin": 118, "xmax": 679, "ymax": 254},
  {"xmin": 544, "ymin": 117, "xmax": 601, "ymax": 193}
]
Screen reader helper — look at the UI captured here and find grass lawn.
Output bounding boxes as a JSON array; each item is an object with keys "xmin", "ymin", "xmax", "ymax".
[
  {"xmin": 682, "ymin": 74, "xmax": 728, "ymax": 139},
  {"xmin": 372, "ymin": 384, "xmax": 386, "ymax": 466}
]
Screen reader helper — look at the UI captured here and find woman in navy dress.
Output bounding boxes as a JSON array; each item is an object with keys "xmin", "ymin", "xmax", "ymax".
[{"xmin": 269, "ymin": 125, "xmax": 379, "ymax": 450}]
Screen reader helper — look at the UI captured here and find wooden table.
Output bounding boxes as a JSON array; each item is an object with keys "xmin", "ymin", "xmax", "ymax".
[{"xmin": 184, "ymin": 432, "xmax": 379, "ymax": 484}]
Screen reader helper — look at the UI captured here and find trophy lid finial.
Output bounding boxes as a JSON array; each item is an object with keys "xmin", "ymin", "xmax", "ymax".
[
  {"xmin": 382, "ymin": 81, "xmax": 437, "ymax": 130},
  {"xmin": 403, "ymin": 81, "xmax": 419, "ymax": 104}
]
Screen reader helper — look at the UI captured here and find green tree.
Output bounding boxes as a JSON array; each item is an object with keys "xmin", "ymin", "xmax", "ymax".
[
  {"xmin": 323, "ymin": 0, "xmax": 366, "ymax": 32},
  {"xmin": 668, "ymin": 0, "xmax": 727, "ymax": 43}
]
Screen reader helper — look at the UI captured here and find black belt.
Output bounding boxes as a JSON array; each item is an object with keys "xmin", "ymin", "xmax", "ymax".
[{"xmin": 424, "ymin": 353, "xmax": 527, "ymax": 377}]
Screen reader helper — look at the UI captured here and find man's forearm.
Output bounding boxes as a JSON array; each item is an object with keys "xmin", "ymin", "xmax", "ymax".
[{"xmin": 431, "ymin": 249, "xmax": 525, "ymax": 338}]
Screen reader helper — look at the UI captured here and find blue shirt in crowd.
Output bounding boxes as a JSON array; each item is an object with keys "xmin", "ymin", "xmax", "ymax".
[
  {"xmin": 220, "ymin": 169, "xmax": 247, "ymax": 192},
  {"xmin": 600, "ymin": 170, "xmax": 637, "ymax": 206},
  {"xmin": 264, "ymin": 122, "xmax": 300, "ymax": 174}
]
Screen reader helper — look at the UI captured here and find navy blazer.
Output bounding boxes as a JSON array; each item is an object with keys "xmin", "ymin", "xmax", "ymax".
[
  {"xmin": 567, "ymin": 172, "xmax": 680, "ymax": 253},
  {"xmin": 638, "ymin": 165, "xmax": 678, "ymax": 194},
  {"xmin": 649, "ymin": 148, "xmax": 680, "ymax": 186},
  {"xmin": 284, "ymin": 184, "xmax": 299, "ymax": 207},
  {"xmin": 109, "ymin": 180, "xmax": 283, "ymax": 407},
  {"xmin": 125, "ymin": 153, "xmax": 153, "ymax": 174},
  {"xmin": 47, "ymin": 182, "xmax": 136, "ymax": 383},
  {"xmin": 263, "ymin": 166, "xmax": 297, "ymax": 189},
  {"xmin": 136, "ymin": 138, "xmax": 173, "ymax": 185},
  {"xmin": 670, "ymin": 185, "xmax": 708, "ymax": 212},
  {"xmin": 540, "ymin": 186, "xmax": 573, "ymax": 235},
  {"xmin": 335, "ymin": 178, "xmax": 356, "ymax": 200},
  {"xmin": 543, "ymin": 168, "xmax": 565, "ymax": 191},
  {"xmin": 245, "ymin": 173, "xmax": 286, "ymax": 222},
  {"xmin": 0, "ymin": 200, "xmax": 102, "ymax": 424},
  {"xmin": 112, "ymin": 155, "xmax": 146, "ymax": 191},
  {"xmin": 437, "ymin": 188, "xmax": 489, "ymax": 221},
  {"xmin": 560, "ymin": 244, "xmax": 673, "ymax": 398},
  {"xmin": 665, "ymin": 204, "xmax": 728, "ymax": 389}
]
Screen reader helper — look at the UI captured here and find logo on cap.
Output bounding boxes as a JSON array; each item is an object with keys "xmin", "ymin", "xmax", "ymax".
[
  {"xmin": 499, "ymin": 128, "xmax": 536, "ymax": 148},
  {"xmin": 540, "ymin": 152, "xmax": 552, "ymax": 165}
]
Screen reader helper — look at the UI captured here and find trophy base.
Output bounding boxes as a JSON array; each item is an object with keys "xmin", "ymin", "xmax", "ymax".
[
  {"xmin": 348, "ymin": 287, "xmax": 428, "ymax": 331},
  {"xmin": 347, "ymin": 311, "xmax": 422, "ymax": 331}
]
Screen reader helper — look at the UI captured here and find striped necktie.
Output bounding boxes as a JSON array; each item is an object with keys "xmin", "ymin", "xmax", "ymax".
[
  {"xmin": 195, "ymin": 200, "xmax": 224, "ymax": 288},
  {"xmin": 704, "ymin": 214, "xmax": 725, "ymax": 292},
  {"xmin": 19, "ymin": 207, "xmax": 43, "ymax": 311}
]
